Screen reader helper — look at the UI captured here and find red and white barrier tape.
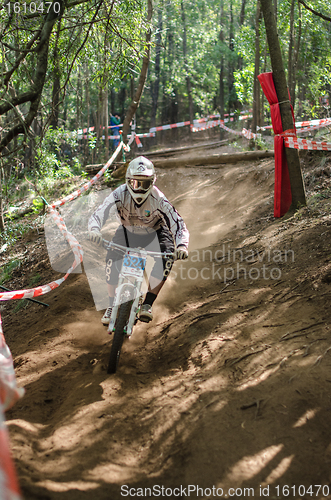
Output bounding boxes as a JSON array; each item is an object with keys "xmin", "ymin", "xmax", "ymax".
[
  {"xmin": 258, "ymin": 118, "xmax": 331, "ymax": 134},
  {"xmin": 78, "ymin": 123, "xmax": 123, "ymax": 135},
  {"xmin": 0, "ymin": 291, "xmax": 24, "ymax": 500},
  {"xmin": 221, "ymin": 117, "xmax": 331, "ymax": 143},
  {"xmin": 149, "ymin": 121, "xmax": 191, "ymax": 133},
  {"xmin": 0, "ymin": 213, "xmax": 82, "ymax": 498},
  {"xmin": 0, "ymin": 137, "xmax": 132, "ymax": 496},
  {"xmin": 135, "ymin": 134, "xmax": 143, "ymax": 148},
  {"xmin": 78, "ymin": 114, "xmax": 329, "ymax": 141},
  {"xmin": 1, "ymin": 139, "xmax": 127, "ymax": 303},
  {"xmin": 191, "ymin": 120, "xmax": 222, "ymax": 132},
  {"xmin": 79, "ymin": 132, "xmax": 155, "ymax": 140},
  {"xmin": 0, "ymin": 319, "xmax": 24, "ymax": 411},
  {"xmin": 296, "ymin": 120, "xmax": 331, "ymax": 134},
  {"xmin": 219, "ymin": 121, "xmax": 244, "ymax": 136},
  {"xmin": 0, "ymin": 210, "xmax": 83, "ymax": 303},
  {"xmin": 0, "ymin": 400, "xmax": 23, "ymax": 499},
  {"xmin": 79, "ymin": 113, "xmax": 254, "ymax": 139},
  {"xmin": 284, "ymin": 136, "xmax": 331, "ymax": 151},
  {"xmin": 0, "ymin": 135, "xmax": 129, "ymax": 301},
  {"xmin": 257, "ymin": 125, "xmax": 273, "ymax": 131},
  {"xmin": 51, "ymin": 142, "xmax": 124, "ymax": 208},
  {"xmin": 295, "ymin": 118, "xmax": 331, "ymax": 129},
  {"xmin": 191, "ymin": 116, "xmax": 239, "ymax": 132},
  {"xmin": 242, "ymin": 128, "xmax": 260, "ymax": 140},
  {"xmin": 192, "ymin": 120, "xmax": 260, "ymax": 140}
]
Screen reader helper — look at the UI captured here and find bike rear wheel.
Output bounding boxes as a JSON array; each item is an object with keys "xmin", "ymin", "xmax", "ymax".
[{"xmin": 107, "ymin": 298, "xmax": 133, "ymax": 374}]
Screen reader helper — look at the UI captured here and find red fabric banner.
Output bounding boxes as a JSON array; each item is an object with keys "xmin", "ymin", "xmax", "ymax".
[{"xmin": 258, "ymin": 72, "xmax": 292, "ymax": 217}]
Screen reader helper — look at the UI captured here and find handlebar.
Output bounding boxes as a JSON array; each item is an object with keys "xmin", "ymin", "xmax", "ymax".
[{"xmin": 102, "ymin": 239, "xmax": 176, "ymax": 259}]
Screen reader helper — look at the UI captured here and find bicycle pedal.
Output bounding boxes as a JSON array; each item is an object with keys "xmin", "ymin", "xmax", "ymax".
[{"xmin": 138, "ymin": 316, "xmax": 152, "ymax": 324}]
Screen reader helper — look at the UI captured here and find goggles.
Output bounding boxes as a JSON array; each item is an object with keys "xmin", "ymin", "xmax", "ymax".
[{"xmin": 128, "ymin": 178, "xmax": 153, "ymax": 192}]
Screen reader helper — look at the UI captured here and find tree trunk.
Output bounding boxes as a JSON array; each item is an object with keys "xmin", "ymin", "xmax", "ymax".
[
  {"xmin": 170, "ymin": 89, "xmax": 179, "ymax": 143},
  {"xmin": 104, "ymin": 86, "xmax": 109, "ymax": 159},
  {"xmin": 96, "ymin": 87, "xmax": 102, "ymax": 140},
  {"xmin": 84, "ymin": 63, "xmax": 90, "ymax": 161},
  {"xmin": 219, "ymin": 0, "xmax": 225, "ymax": 139},
  {"xmin": 237, "ymin": 0, "xmax": 247, "ymax": 110},
  {"xmin": 273, "ymin": 0, "xmax": 277, "ymax": 21},
  {"xmin": 260, "ymin": 0, "xmax": 306, "ymax": 210},
  {"xmin": 162, "ymin": 13, "xmax": 178, "ymax": 143},
  {"xmin": 181, "ymin": 0, "xmax": 194, "ymax": 136},
  {"xmin": 252, "ymin": 0, "xmax": 261, "ymax": 135},
  {"xmin": 289, "ymin": 1, "xmax": 302, "ymax": 109},
  {"xmin": 122, "ymin": 0, "xmax": 153, "ymax": 144},
  {"xmin": 0, "ymin": 1, "xmax": 65, "ymax": 153},
  {"xmin": 152, "ymin": 150, "xmax": 274, "ymax": 169},
  {"xmin": 76, "ymin": 65, "xmax": 81, "ymax": 143},
  {"xmin": 261, "ymin": 44, "xmax": 268, "ymax": 126},
  {"xmin": 228, "ymin": 0, "xmax": 235, "ymax": 115},
  {"xmin": 110, "ymin": 88, "xmax": 115, "ymax": 116},
  {"xmin": 0, "ymin": 167, "xmax": 5, "ymax": 232},
  {"xmin": 50, "ymin": 20, "xmax": 61, "ymax": 128},
  {"xmin": 150, "ymin": 0, "xmax": 163, "ymax": 137},
  {"xmin": 119, "ymin": 81, "xmax": 126, "ymax": 118}
]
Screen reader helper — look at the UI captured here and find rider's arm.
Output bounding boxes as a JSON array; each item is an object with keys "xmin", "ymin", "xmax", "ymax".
[
  {"xmin": 88, "ymin": 189, "xmax": 119, "ymax": 233},
  {"xmin": 158, "ymin": 196, "xmax": 189, "ymax": 250}
]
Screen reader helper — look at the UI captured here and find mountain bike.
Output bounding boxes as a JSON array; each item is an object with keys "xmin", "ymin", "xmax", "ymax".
[{"xmin": 103, "ymin": 240, "xmax": 175, "ymax": 374}]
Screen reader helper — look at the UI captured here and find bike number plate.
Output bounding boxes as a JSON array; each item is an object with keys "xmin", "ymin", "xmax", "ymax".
[{"xmin": 122, "ymin": 253, "xmax": 146, "ymax": 277}]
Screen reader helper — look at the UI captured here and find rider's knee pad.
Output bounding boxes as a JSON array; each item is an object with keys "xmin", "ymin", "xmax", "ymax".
[
  {"xmin": 161, "ymin": 254, "xmax": 174, "ymax": 281},
  {"xmin": 105, "ymin": 250, "xmax": 122, "ymax": 285}
]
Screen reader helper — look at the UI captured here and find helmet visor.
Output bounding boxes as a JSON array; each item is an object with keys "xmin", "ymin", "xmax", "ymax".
[{"xmin": 128, "ymin": 178, "xmax": 153, "ymax": 192}]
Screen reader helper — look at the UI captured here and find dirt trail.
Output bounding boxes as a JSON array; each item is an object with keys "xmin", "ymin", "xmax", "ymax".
[{"xmin": 3, "ymin": 151, "xmax": 331, "ymax": 500}]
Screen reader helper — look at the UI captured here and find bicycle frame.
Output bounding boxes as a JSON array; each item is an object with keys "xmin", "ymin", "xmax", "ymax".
[{"xmin": 104, "ymin": 241, "xmax": 175, "ymax": 337}]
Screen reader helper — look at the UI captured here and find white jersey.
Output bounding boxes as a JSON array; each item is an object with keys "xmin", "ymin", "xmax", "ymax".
[{"xmin": 88, "ymin": 184, "xmax": 189, "ymax": 249}]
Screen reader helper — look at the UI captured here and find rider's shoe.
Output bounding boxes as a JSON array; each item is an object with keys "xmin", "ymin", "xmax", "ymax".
[
  {"xmin": 101, "ymin": 307, "xmax": 112, "ymax": 325},
  {"xmin": 139, "ymin": 304, "xmax": 153, "ymax": 323}
]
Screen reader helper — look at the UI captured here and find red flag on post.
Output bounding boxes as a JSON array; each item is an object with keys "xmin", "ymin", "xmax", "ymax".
[{"xmin": 258, "ymin": 72, "xmax": 293, "ymax": 217}]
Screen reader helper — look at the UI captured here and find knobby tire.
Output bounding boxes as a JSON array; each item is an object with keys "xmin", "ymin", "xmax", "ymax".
[{"xmin": 107, "ymin": 299, "xmax": 132, "ymax": 374}]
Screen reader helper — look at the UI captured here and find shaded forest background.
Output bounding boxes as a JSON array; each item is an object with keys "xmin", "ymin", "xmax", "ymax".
[{"xmin": 0, "ymin": 0, "xmax": 330, "ymax": 233}]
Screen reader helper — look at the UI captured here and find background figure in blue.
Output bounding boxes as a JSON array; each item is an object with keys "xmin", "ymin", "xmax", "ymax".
[{"xmin": 110, "ymin": 113, "xmax": 121, "ymax": 150}]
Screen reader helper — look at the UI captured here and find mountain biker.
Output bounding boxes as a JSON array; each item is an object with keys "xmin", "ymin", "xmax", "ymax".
[{"xmin": 88, "ymin": 156, "xmax": 189, "ymax": 325}]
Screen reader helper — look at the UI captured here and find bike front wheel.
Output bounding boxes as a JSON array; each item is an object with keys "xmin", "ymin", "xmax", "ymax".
[{"xmin": 107, "ymin": 299, "xmax": 132, "ymax": 374}]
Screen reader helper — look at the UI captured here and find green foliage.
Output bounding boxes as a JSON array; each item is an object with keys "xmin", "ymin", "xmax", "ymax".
[
  {"xmin": 31, "ymin": 127, "xmax": 84, "ymax": 198},
  {"xmin": 88, "ymin": 134, "xmax": 97, "ymax": 151},
  {"xmin": 0, "ymin": 221, "xmax": 35, "ymax": 247},
  {"xmin": 13, "ymin": 300, "xmax": 29, "ymax": 314},
  {"xmin": 0, "ymin": 259, "xmax": 21, "ymax": 285},
  {"xmin": 32, "ymin": 198, "xmax": 45, "ymax": 214},
  {"xmin": 234, "ymin": 64, "xmax": 254, "ymax": 105},
  {"xmin": 28, "ymin": 273, "xmax": 41, "ymax": 286}
]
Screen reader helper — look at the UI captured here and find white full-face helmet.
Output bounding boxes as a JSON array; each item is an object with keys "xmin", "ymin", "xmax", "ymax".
[{"xmin": 126, "ymin": 156, "xmax": 156, "ymax": 205}]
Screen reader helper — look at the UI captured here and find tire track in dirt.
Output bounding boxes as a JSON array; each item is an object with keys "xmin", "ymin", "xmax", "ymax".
[{"xmin": 3, "ymin": 154, "xmax": 331, "ymax": 499}]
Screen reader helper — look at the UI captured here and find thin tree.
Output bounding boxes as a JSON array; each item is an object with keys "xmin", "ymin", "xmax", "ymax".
[
  {"xmin": 122, "ymin": 0, "xmax": 153, "ymax": 144},
  {"xmin": 288, "ymin": 0, "xmax": 302, "ymax": 109},
  {"xmin": 219, "ymin": 0, "xmax": 225, "ymax": 139},
  {"xmin": 150, "ymin": 0, "xmax": 163, "ymax": 143},
  {"xmin": 252, "ymin": 0, "xmax": 262, "ymax": 135},
  {"xmin": 181, "ymin": 0, "xmax": 194, "ymax": 135},
  {"xmin": 260, "ymin": 0, "xmax": 306, "ymax": 211}
]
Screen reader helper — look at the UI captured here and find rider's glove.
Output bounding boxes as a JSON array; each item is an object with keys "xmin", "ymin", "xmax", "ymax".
[
  {"xmin": 176, "ymin": 245, "xmax": 188, "ymax": 260},
  {"xmin": 88, "ymin": 230, "xmax": 103, "ymax": 247}
]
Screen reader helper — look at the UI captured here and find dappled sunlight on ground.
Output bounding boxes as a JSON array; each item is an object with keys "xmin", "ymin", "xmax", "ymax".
[{"xmin": 2, "ymin": 155, "xmax": 331, "ymax": 499}]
